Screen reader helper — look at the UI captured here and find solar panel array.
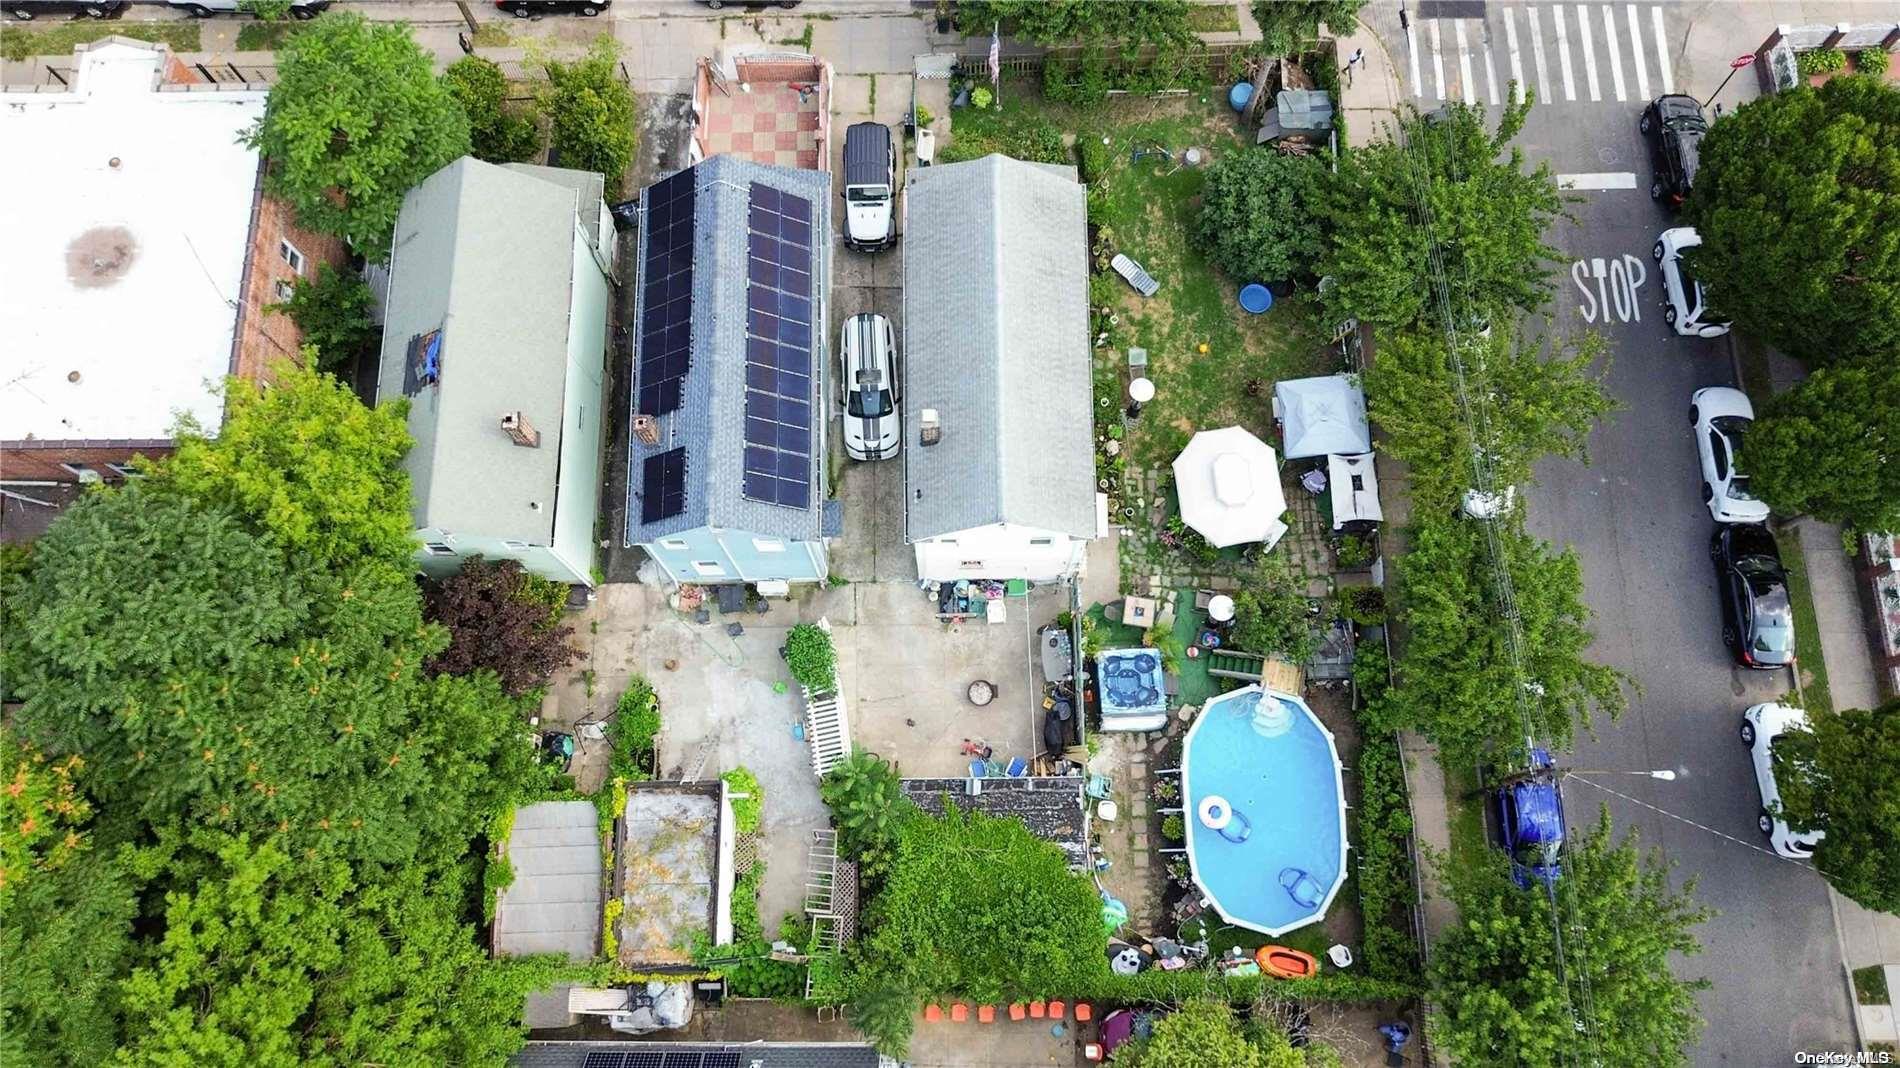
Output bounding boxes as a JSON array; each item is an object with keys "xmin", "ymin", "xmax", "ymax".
[
  {"xmin": 639, "ymin": 446, "xmax": 687, "ymax": 524},
  {"xmin": 740, "ymin": 181, "xmax": 816, "ymax": 510},
  {"xmin": 576, "ymin": 1050, "xmax": 742, "ymax": 1068},
  {"xmin": 637, "ymin": 170, "xmax": 697, "ymax": 417}
]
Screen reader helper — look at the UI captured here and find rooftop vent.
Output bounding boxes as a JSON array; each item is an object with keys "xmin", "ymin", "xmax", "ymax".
[
  {"xmin": 501, "ymin": 411, "xmax": 541, "ymax": 448},
  {"xmin": 919, "ymin": 408, "xmax": 942, "ymax": 447},
  {"xmin": 631, "ymin": 413, "xmax": 660, "ymax": 446}
]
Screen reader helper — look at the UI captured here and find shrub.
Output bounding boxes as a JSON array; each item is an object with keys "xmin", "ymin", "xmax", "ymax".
[
  {"xmin": 913, "ymin": 104, "xmax": 934, "ymax": 127},
  {"xmin": 423, "ymin": 556, "xmax": 580, "ymax": 696},
  {"xmin": 1336, "ymin": 585, "xmax": 1386, "ymax": 625},
  {"xmin": 543, "ymin": 35, "xmax": 636, "ymax": 186},
  {"xmin": 1797, "ymin": 48, "xmax": 1848, "ymax": 77},
  {"xmin": 1076, "ymin": 131, "xmax": 1113, "ymax": 185},
  {"xmin": 971, "ymin": 86, "xmax": 993, "ymax": 110},
  {"xmin": 1856, "ymin": 48, "xmax": 1890, "ymax": 77},
  {"xmin": 785, "ymin": 622, "xmax": 838, "ymax": 692},
  {"xmin": 1160, "ymin": 813, "xmax": 1185, "ymax": 841},
  {"xmin": 722, "ymin": 766, "xmax": 762, "ymax": 833},
  {"xmin": 481, "ymin": 853, "xmax": 514, "ymax": 924},
  {"xmin": 1229, "ymin": 557, "xmax": 1318, "ymax": 662},
  {"xmin": 1197, "ymin": 149, "xmax": 1328, "ymax": 284},
  {"xmin": 443, "ymin": 55, "xmax": 540, "ymax": 164},
  {"xmin": 1356, "ymin": 734, "xmax": 1420, "ymax": 981},
  {"xmin": 608, "ymin": 679, "xmax": 660, "ymax": 781},
  {"xmin": 268, "ymin": 264, "xmax": 378, "ymax": 375},
  {"xmin": 819, "ymin": 749, "xmax": 908, "ymax": 879}
]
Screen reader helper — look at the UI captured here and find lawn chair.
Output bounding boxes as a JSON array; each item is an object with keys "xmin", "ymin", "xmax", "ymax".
[
  {"xmin": 1005, "ymin": 756, "xmax": 1029, "ymax": 777},
  {"xmin": 1110, "ymin": 253, "xmax": 1161, "ymax": 297},
  {"xmin": 1086, "ymin": 774, "xmax": 1113, "ymax": 800}
]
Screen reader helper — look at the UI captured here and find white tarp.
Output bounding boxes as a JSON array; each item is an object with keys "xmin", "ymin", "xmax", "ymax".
[
  {"xmin": 1170, "ymin": 427, "xmax": 1287, "ymax": 548},
  {"xmin": 1276, "ymin": 375, "xmax": 1372, "ymax": 459},
  {"xmin": 1327, "ymin": 452, "xmax": 1384, "ymax": 529}
]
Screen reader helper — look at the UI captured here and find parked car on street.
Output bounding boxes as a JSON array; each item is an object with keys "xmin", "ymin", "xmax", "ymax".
[
  {"xmin": 1712, "ymin": 522, "xmax": 1796, "ymax": 670},
  {"xmin": 1740, "ymin": 702, "xmax": 1825, "ymax": 859},
  {"xmin": 839, "ymin": 312, "xmax": 899, "ymax": 461},
  {"xmin": 167, "ymin": 0, "xmax": 328, "ymax": 16},
  {"xmin": 698, "ymin": 0, "xmax": 799, "ymax": 9},
  {"xmin": 1691, "ymin": 386, "xmax": 1771, "ymax": 525},
  {"xmin": 1492, "ymin": 748, "xmax": 1567, "ymax": 888},
  {"xmin": 1654, "ymin": 227, "xmax": 1730, "ymax": 338},
  {"xmin": 496, "ymin": 0, "xmax": 609, "ymax": 14},
  {"xmin": 1640, "ymin": 94, "xmax": 1707, "ymax": 208},
  {"xmin": 841, "ymin": 122, "xmax": 897, "ymax": 252},
  {"xmin": 6, "ymin": 0, "xmax": 124, "ymax": 16}
]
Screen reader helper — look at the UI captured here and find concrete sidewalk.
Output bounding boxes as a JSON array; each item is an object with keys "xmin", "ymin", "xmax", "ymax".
[{"xmin": 1335, "ymin": 14, "xmax": 1407, "ymax": 148}]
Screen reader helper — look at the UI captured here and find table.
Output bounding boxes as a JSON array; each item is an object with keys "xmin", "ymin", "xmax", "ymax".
[{"xmin": 1123, "ymin": 595, "xmax": 1158, "ymax": 630}]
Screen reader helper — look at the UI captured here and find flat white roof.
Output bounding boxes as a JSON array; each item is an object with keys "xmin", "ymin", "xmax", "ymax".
[{"xmin": 0, "ymin": 41, "xmax": 267, "ymax": 444}]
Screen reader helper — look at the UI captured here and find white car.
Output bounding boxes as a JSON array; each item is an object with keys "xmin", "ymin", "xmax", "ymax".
[
  {"xmin": 1690, "ymin": 387, "xmax": 1771, "ymax": 525},
  {"xmin": 1653, "ymin": 227, "xmax": 1731, "ymax": 338},
  {"xmin": 839, "ymin": 313, "xmax": 899, "ymax": 461},
  {"xmin": 1740, "ymin": 702, "xmax": 1825, "ymax": 860}
]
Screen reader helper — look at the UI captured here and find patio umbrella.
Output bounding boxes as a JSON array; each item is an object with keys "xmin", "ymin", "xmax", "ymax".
[{"xmin": 1170, "ymin": 427, "xmax": 1287, "ymax": 548}]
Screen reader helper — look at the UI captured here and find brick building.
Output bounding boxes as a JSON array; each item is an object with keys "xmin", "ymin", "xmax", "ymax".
[{"xmin": 0, "ymin": 37, "xmax": 345, "ymax": 498}]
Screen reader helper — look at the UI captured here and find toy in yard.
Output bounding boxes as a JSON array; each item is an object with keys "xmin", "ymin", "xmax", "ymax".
[{"xmin": 1256, "ymin": 944, "xmax": 1320, "ymax": 979}]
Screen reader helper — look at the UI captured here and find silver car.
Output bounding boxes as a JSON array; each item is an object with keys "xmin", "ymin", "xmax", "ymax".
[
  {"xmin": 1740, "ymin": 703, "xmax": 1824, "ymax": 859},
  {"xmin": 839, "ymin": 313, "xmax": 899, "ymax": 461}
]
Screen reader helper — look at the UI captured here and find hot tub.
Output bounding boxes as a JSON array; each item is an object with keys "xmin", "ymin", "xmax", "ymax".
[{"xmin": 1096, "ymin": 647, "xmax": 1168, "ymax": 732}]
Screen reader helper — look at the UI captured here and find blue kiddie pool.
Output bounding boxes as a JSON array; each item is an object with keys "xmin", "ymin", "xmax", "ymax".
[
  {"xmin": 1229, "ymin": 82, "xmax": 1255, "ymax": 112},
  {"xmin": 1182, "ymin": 686, "xmax": 1348, "ymax": 936},
  {"xmin": 1239, "ymin": 284, "xmax": 1274, "ymax": 314}
]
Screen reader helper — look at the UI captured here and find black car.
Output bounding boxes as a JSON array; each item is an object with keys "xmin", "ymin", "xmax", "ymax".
[
  {"xmin": 1640, "ymin": 94, "xmax": 1707, "ymax": 209},
  {"xmin": 495, "ymin": 0, "xmax": 608, "ymax": 15},
  {"xmin": 5, "ymin": 0, "xmax": 124, "ymax": 18},
  {"xmin": 1712, "ymin": 523, "xmax": 1796, "ymax": 670}
]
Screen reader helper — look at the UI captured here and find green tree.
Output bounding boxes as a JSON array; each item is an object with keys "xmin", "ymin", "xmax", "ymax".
[
  {"xmin": 1230, "ymin": 555, "xmax": 1318, "ymax": 662},
  {"xmin": 1377, "ymin": 519, "xmax": 1627, "ymax": 761},
  {"xmin": 847, "ymin": 980, "xmax": 918, "ymax": 1059},
  {"xmin": 1196, "ymin": 150, "xmax": 1328, "ymax": 284},
  {"xmin": 1251, "ymin": 0, "xmax": 1368, "ymax": 55},
  {"xmin": 543, "ymin": 36, "xmax": 636, "ymax": 187},
  {"xmin": 247, "ymin": 13, "xmax": 471, "ymax": 256},
  {"xmin": 424, "ymin": 556, "xmax": 580, "ymax": 696},
  {"xmin": 1321, "ymin": 99, "xmax": 1563, "ymax": 330},
  {"xmin": 957, "ymin": 0, "xmax": 1194, "ymax": 50},
  {"xmin": 268, "ymin": 266, "xmax": 379, "ymax": 375},
  {"xmin": 1428, "ymin": 810, "xmax": 1710, "ymax": 1066},
  {"xmin": 861, "ymin": 805, "xmax": 1105, "ymax": 1003},
  {"xmin": 818, "ymin": 748, "xmax": 909, "ymax": 878},
  {"xmin": 160, "ymin": 362, "xmax": 415, "ymax": 569},
  {"xmin": 1685, "ymin": 76, "xmax": 1900, "ymax": 365},
  {"xmin": 1365, "ymin": 328, "xmax": 1616, "ymax": 514},
  {"xmin": 1109, "ymin": 998, "xmax": 1309, "ymax": 1068},
  {"xmin": 444, "ymin": 55, "xmax": 541, "ymax": 164},
  {"xmin": 1738, "ymin": 354, "xmax": 1900, "ymax": 535},
  {"xmin": 1773, "ymin": 699, "xmax": 1900, "ymax": 912}
]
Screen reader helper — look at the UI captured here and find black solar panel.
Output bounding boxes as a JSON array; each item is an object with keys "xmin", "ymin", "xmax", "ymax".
[
  {"xmin": 637, "ymin": 170, "xmax": 697, "ymax": 417},
  {"xmin": 640, "ymin": 447, "xmax": 687, "ymax": 524},
  {"xmin": 703, "ymin": 1053, "xmax": 741, "ymax": 1068},
  {"xmin": 660, "ymin": 1054, "xmax": 705, "ymax": 1068},
  {"xmin": 624, "ymin": 1053, "xmax": 666, "ymax": 1068},
  {"xmin": 580, "ymin": 1053, "xmax": 626, "ymax": 1068},
  {"xmin": 740, "ymin": 181, "xmax": 815, "ymax": 510}
]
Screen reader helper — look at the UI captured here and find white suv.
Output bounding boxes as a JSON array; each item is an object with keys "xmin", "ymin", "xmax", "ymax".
[
  {"xmin": 1690, "ymin": 386, "xmax": 1771, "ymax": 525},
  {"xmin": 1739, "ymin": 703, "xmax": 1825, "ymax": 860},
  {"xmin": 839, "ymin": 313, "xmax": 899, "ymax": 461},
  {"xmin": 1653, "ymin": 227, "xmax": 1731, "ymax": 338}
]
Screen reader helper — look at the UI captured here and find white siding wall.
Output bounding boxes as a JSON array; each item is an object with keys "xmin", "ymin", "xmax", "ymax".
[
  {"xmin": 911, "ymin": 522, "xmax": 1086, "ymax": 583},
  {"xmin": 551, "ymin": 225, "xmax": 610, "ymax": 587}
]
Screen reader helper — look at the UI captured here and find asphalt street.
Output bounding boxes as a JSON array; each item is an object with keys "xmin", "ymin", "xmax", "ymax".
[{"xmin": 1357, "ymin": 2, "xmax": 1869, "ymax": 1059}]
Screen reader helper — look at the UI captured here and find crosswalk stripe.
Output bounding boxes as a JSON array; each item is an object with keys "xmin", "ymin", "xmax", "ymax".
[
  {"xmin": 1527, "ymin": 6, "xmax": 1553, "ymax": 105},
  {"xmin": 1627, "ymin": 4, "xmax": 1651, "ymax": 100},
  {"xmin": 1576, "ymin": 4, "xmax": 1601, "ymax": 101},
  {"xmin": 1431, "ymin": 18, "xmax": 1446, "ymax": 101},
  {"xmin": 1481, "ymin": 22, "xmax": 1502, "ymax": 106},
  {"xmin": 1651, "ymin": 5, "xmax": 1674, "ymax": 93},
  {"xmin": 1552, "ymin": 5, "xmax": 1578, "ymax": 101},
  {"xmin": 1456, "ymin": 19, "xmax": 1476, "ymax": 105},
  {"xmin": 1504, "ymin": 8, "xmax": 1525, "ymax": 104},
  {"xmin": 1409, "ymin": 19, "xmax": 1423, "ymax": 97},
  {"xmin": 1602, "ymin": 5, "xmax": 1628, "ymax": 101}
]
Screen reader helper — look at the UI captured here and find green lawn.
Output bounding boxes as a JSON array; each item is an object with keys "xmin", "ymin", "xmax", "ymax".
[
  {"xmin": 1776, "ymin": 529, "xmax": 1834, "ymax": 714},
  {"xmin": 1855, "ymin": 964, "xmax": 1891, "ymax": 1006},
  {"xmin": 1, "ymin": 22, "xmax": 200, "ymax": 62},
  {"xmin": 235, "ymin": 20, "xmax": 303, "ymax": 51},
  {"xmin": 1185, "ymin": 3, "xmax": 1241, "ymax": 33}
]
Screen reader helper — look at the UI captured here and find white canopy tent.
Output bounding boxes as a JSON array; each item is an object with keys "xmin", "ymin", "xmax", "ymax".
[
  {"xmin": 1327, "ymin": 452, "xmax": 1384, "ymax": 530},
  {"xmin": 1170, "ymin": 427, "xmax": 1288, "ymax": 548},
  {"xmin": 1275, "ymin": 375, "xmax": 1371, "ymax": 459}
]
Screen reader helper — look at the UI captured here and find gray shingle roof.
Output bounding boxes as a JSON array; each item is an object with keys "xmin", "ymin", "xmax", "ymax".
[
  {"xmin": 378, "ymin": 157, "xmax": 602, "ymax": 545},
  {"xmin": 902, "ymin": 155, "xmax": 1095, "ymax": 542},
  {"xmin": 902, "ymin": 776, "xmax": 1089, "ymax": 867},
  {"xmin": 493, "ymin": 801, "xmax": 604, "ymax": 961},
  {"xmin": 624, "ymin": 155, "xmax": 831, "ymax": 546},
  {"xmin": 513, "ymin": 1042, "xmax": 882, "ymax": 1068}
]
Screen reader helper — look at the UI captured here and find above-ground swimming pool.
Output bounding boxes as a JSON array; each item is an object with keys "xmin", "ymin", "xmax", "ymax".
[{"xmin": 1181, "ymin": 686, "xmax": 1347, "ymax": 936}]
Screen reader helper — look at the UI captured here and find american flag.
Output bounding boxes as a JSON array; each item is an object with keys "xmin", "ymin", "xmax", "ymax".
[{"xmin": 988, "ymin": 21, "xmax": 1000, "ymax": 87}]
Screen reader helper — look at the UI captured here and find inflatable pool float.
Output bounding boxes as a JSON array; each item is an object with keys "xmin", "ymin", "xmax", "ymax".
[
  {"xmin": 1198, "ymin": 795, "xmax": 1253, "ymax": 842},
  {"xmin": 1256, "ymin": 945, "xmax": 1319, "ymax": 979}
]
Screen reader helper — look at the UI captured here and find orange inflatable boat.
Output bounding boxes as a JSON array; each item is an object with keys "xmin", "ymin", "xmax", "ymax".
[{"xmin": 1256, "ymin": 945, "xmax": 1319, "ymax": 979}]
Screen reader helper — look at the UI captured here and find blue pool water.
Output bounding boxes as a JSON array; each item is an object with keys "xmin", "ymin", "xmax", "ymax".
[{"xmin": 1182, "ymin": 688, "xmax": 1346, "ymax": 935}]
